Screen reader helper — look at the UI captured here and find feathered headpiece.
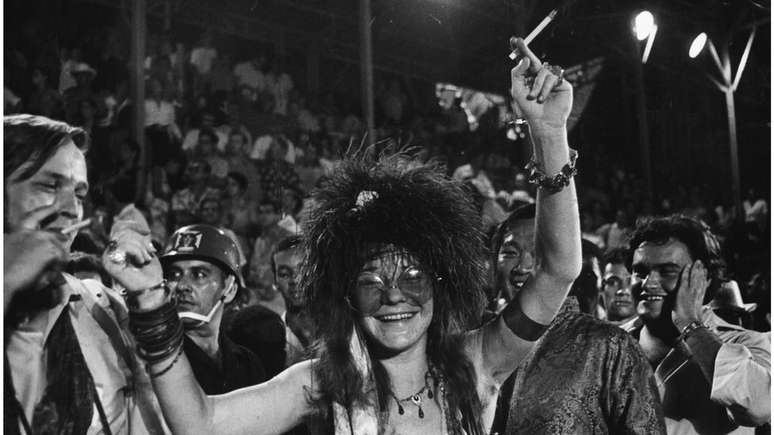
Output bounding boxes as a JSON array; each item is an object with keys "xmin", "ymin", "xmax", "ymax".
[
  {"xmin": 301, "ymin": 146, "xmax": 489, "ymax": 432},
  {"xmin": 302, "ymin": 146, "xmax": 488, "ymax": 335}
]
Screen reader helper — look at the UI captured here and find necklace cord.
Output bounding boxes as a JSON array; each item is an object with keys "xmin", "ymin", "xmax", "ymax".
[{"xmin": 390, "ymin": 370, "xmax": 434, "ymax": 418}]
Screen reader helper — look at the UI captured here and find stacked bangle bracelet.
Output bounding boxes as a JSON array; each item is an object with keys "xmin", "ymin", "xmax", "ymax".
[
  {"xmin": 147, "ymin": 346, "xmax": 184, "ymax": 379},
  {"xmin": 525, "ymin": 148, "xmax": 578, "ymax": 194},
  {"xmin": 128, "ymin": 293, "xmax": 184, "ymax": 378}
]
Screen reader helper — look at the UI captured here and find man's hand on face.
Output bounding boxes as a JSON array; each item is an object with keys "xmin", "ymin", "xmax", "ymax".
[
  {"xmin": 102, "ymin": 220, "xmax": 164, "ymax": 305},
  {"xmin": 4, "ymin": 198, "xmax": 70, "ymax": 298},
  {"xmin": 672, "ymin": 260, "xmax": 710, "ymax": 331}
]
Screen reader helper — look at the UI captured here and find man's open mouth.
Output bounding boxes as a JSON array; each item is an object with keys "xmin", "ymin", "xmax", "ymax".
[{"xmin": 641, "ymin": 293, "xmax": 666, "ymax": 302}]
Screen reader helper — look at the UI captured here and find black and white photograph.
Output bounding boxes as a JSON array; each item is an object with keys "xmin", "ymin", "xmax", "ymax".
[{"xmin": 3, "ymin": 0, "xmax": 771, "ymax": 434}]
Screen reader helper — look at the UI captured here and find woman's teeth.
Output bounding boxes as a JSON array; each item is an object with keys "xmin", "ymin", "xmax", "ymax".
[
  {"xmin": 643, "ymin": 295, "xmax": 664, "ymax": 301},
  {"xmin": 377, "ymin": 313, "xmax": 416, "ymax": 321}
]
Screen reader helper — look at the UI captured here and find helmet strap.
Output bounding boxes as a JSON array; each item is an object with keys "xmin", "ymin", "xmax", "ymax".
[
  {"xmin": 222, "ymin": 275, "xmax": 237, "ymax": 301},
  {"xmin": 179, "ymin": 276, "xmax": 236, "ymax": 328},
  {"xmin": 179, "ymin": 299, "xmax": 223, "ymax": 328}
]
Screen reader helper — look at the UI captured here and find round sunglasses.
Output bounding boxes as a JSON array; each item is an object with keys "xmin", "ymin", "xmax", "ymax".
[{"xmin": 348, "ymin": 266, "xmax": 435, "ymax": 316}]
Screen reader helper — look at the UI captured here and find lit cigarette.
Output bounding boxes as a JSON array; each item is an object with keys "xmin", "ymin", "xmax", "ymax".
[
  {"xmin": 509, "ymin": 9, "xmax": 558, "ymax": 60},
  {"xmin": 61, "ymin": 218, "xmax": 92, "ymax": 235}
]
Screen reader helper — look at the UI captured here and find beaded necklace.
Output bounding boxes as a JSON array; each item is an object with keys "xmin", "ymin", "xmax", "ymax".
[
  {"xmin": 388, "ymin": 365, "xmax": 466, "ymax": 435},
  {"xmin": 390, "ymin": 370, "xmax": 435, "ymax": 418}
]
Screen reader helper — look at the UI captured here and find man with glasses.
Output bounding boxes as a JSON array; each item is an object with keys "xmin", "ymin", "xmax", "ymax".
[
  {"xmin": 162, "ymin": 224, "xmax": 267, "ymax": 394},
  {"xmin": 601, "ymin": 247, "xmax": 637, "ymax": 326}
]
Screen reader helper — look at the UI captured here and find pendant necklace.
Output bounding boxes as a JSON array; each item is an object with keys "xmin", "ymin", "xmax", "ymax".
[{"xmin": 391, "ymin": 370, "xmax": 435, "ymax": 419}]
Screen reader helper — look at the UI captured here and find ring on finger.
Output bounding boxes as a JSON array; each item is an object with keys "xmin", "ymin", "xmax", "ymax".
[
  {"xmin": 544, "ymin": 63, "xmax": 565, "ymax": 85},
  {"xmin": 108, "ymin": 250, "xmax": 127, "ymax": 265}
]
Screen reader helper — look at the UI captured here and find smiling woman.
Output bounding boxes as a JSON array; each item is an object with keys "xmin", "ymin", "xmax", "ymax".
[
  {"xmin": 351, "ymin": 249, "xmax": 434, "ymax": 318},
  {"xmin": 303, "ymin": 149, "xmax": 490, "ymax": 433},
  {"xmin": 108, "ymin": 38, "xmax": 581, "ymax": 435}
]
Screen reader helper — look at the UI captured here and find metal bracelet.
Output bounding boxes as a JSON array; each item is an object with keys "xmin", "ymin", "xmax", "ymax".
[
  {"xmin": 525, "ymin": 148, "xmax": 578, "ymax": 194},
  {"xmin": 678, "ymin": 320, "xmax": 707, "ymax": 342},
  {"xmin": 130, "ymin": 299, "xmax": 183, "ymax": 364}
]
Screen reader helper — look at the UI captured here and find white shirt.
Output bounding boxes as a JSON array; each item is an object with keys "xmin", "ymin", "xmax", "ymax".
[
  {"xmin": 622, "ymin": 308, "xmax": 770, "ymax": 434},
  {"xmin": 181, "ymin": 128, "xmax": 228, "ymax": 152},
  {"xmin": 216, "ymin": 124, "xmax": 253, "ymax": 154},
  {"xmin": 267, "ymin": 72, "xmax": 293, "ymax": 115},
  {"xmin": 6, "ymin": 275, "xmax": 168, "ymax": 434},
  {"xmin": 189, "ymin": 47, "xmax": 217, "ymax": 74},
  {"xmin": 59, "ymin": 59, "xmax": 78, "ymax": 94},
  {"xmin": 743, "ymin": 199, "xmax": 767, "ymax": 223},
  {"xmin": 249, "ymin": 135, "xmax": 273, "ymax": 160},
  {"xmin": 144, "ymin": 99, "xmax": 176, "ymax": 127},
  {"xmin": 297, "ymin": 109, "xmax": 320, "ymax": 132},
  {"xmin": 233, "ymin": 62, "xmax": 266, "ymax": 91},
  {"xmin": 472, "ymin": 171, "xmax": 496, "ymax": 199},
  {"xmin": 5, "ymin": 87, "xmax": 21, "ymax": 111}
]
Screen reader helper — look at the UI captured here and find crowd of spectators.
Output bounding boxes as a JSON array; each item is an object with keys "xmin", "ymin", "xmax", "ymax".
[{"xmin": 4, "ymin": 21, "xmax": 769, "ymax": 333}]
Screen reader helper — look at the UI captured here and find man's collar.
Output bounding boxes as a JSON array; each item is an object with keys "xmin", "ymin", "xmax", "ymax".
[
  {"xmin": 619, "ymin": 316, "xmax": 643, "ymax": 333},
  {"xmin": 610, "ymin": 315, "xmax": 639, "ymax": 328},
  {"xmin": 700, "ymin": 305, "xmax": 747, "ymax": 332},
  {"xmin": 40, "ymin": 274, "xmax": 82, "ymax": 342}
]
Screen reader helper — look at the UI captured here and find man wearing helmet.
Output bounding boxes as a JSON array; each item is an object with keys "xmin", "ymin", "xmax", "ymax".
[{"xmin": 161, "ymin": 224, "xmax": 267, "ymax": 394}]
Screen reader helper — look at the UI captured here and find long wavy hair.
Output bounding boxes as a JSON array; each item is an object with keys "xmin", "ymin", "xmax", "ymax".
[{"xmin": 301, "ymin": 147, "xmax": 488, "ymax": 434}]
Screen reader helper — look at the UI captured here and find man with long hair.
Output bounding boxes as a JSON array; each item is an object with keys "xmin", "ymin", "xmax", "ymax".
[
  {"xmin": 4, "ymin": 114, "xmax": 167, "ymax": 434},
  {"xmin": 105, "ymin": 38, "xmax": 581, "ymax": 434}
]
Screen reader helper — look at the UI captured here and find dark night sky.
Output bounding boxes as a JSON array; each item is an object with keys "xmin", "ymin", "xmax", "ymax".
[{"xmin": 5, "ymin": 0, "xmax": 771, "ymax": 198}]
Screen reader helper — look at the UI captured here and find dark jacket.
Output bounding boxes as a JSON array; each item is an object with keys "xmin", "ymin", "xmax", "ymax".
[{"xmin": 184, "ymin": 332, "xmax": 267, "ymax": 395}]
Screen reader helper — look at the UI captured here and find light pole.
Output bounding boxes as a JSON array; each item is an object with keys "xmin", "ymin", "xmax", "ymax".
[
  {"xmin": 131, "ymin": 0, "xmax": 146, "ymax": 203},
  {"xmin": 689, "ymin": 27, "xmax": 758, "ymax": 223},
  {"xmin": 359, "ymin": 0, "xmax": 376, "ymax": 143},
  {"xmin": 631, "ymin": 11, "xmax": 658, "ymax": 204}
]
